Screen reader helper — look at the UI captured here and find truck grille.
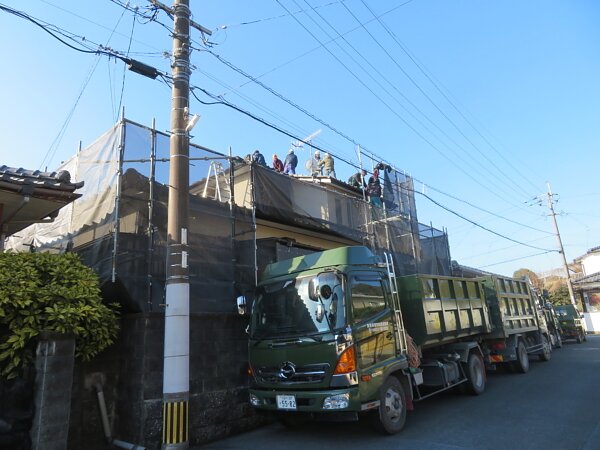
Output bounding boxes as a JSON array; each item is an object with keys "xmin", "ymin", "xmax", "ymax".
[{"xmin": 255, "ymin": 363, "xmax": 330, "ymax": 384}]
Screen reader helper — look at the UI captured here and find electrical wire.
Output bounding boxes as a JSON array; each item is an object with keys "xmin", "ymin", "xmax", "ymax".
[
  {"xmin": 116, "ymin": 13, "xmax": 137, "ymax": 120},
  {"xmin": 214, "ymin": 0, "xmax": 345, "ymax": 31},
  {"xmin": 341, "ymin": 1, "xmax": 534, "ymax": 201},
  {"xmin": 478, "ymin": 251, "xmax": 555, "ymax": 269},
  {"xmin": 412, "ymin": 188, "xmax": 556, "ymax": 252},
  {"xmin": 298, "ymin": 0, "xmax": 528, "ymax": 204},
  {"xmin": 359, "ymin": 0, "xmax": 543, "ymax": 195}
]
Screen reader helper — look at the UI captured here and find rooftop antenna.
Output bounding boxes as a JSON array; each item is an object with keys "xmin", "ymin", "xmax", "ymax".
[{"xmin": 292, "ymin": 129, "xmax": 322, "ymax": 174}]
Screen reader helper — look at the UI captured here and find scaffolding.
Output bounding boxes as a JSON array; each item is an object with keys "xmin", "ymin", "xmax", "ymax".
[{"xmin": 6, "ymin": 117, "xmax": 451, "ymax": 313}]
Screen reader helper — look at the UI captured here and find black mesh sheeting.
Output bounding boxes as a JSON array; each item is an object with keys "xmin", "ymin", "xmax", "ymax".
[
  {"xmin": 252, "ymin": 165, "xmax": 365, "ymax": 242},
  {"xmin": 418, "ymin": 223, "xmax": 451, "ymax": 276}
]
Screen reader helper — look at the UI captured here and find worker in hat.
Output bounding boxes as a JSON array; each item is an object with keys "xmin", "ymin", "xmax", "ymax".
[
  {"xmin": 284, "ymin": 149, "xmax": 298, "ymax": 174},
  {"xmin": 318, "ymin": 152, "xmax": 336, "ymax": 178},
  {"xmin": 307, "ymin": 150, "xmax": 322, "ymax": 177}
]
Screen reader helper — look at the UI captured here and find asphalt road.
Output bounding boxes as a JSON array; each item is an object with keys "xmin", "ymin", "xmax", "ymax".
[{"xmin": 203, "ymin": 336, "xmax": 600, "ymax": 450}]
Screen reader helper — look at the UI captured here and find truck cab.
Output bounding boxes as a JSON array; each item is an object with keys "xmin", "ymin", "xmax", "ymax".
[
  {"xmin": 238, "ymin": 246, "xmax": 411, "ymax": 433},
  {"xmin": 555, "ymin": 304, "xmax": 587, "ymax": 343}
]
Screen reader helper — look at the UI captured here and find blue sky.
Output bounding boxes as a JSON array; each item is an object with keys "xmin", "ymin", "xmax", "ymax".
[{"xmin": 1, "ymin": 0, "xmax": 599, "ymax": 276}]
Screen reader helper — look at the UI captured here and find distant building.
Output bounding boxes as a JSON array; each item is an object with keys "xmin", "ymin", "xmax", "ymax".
[{"xmin": 572, "ymin": 246, "xmax": 600, "ymax": 333}]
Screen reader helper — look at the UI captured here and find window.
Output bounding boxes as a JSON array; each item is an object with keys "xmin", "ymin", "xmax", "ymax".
[{"xmin": 351, "ymin": 276, "xmax": 386, "ymax": 323}]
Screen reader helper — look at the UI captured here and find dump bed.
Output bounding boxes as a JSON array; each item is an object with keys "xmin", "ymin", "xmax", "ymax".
[
  {"xmin": 397, "ymin": 274, "xmax": 492, "ymax": 349},
  {"xmin": 481, "ymin": 276, "xmax": 541, "ymax": 339}
]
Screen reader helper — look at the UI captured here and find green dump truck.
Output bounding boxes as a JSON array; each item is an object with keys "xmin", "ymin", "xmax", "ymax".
[
  {"xmin": 555, "ymin": 304, "xmax": 587, "ymax": 343},
  {"xmin": 480, "ymin": 276, "xmax": 553, "ymax": 372},
  {"xmin": 237, "ymin": 246, "xmax": 551, "ymax": 433}
]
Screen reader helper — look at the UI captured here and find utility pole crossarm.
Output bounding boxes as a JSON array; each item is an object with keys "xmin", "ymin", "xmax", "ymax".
[{"xmin": 149, "ymin": 0, "xmax": 213, "ymax": 35}]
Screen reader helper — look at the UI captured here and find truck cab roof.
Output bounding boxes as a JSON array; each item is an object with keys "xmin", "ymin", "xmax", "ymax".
[{"xmin": 261, "ymin": 246, "xmax": 380, "ymax": 282}]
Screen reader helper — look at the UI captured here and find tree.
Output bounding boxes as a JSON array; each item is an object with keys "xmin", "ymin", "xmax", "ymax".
[
  {"xmin": 0, "ymin": 252, "xmax": 120, "ymax": 379},
  {"xmin": 548, "ymin": 285, "xmax": 571, "ymax": 306},
  {"xmin": 513, "ymin": 268, "xmax": 543, "ymax": 291}
]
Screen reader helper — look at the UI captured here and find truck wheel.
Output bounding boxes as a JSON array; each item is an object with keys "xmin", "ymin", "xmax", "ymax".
[
  {"xmin": 513, "ymin": 341, "xmax": 529, "ymax": 374},
  {"xmin": 465, "ymin": 353, "xmax": 486, "ymax": 395},
  {"xmin": 539, "ymin": 335, "xmax": 551, "ymax": 362},
  {"xmin": 576, "ymin": 333, "xmax": 583, "ymax": 344},
  {"xmin": 372, "ymin": 376, "xmax": 407, "ymax": 435}
]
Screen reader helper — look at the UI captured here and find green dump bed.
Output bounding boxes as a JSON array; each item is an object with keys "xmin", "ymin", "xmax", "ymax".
[
  {"xmin": 397, "ymin": 274, "xmax": 492, "ymax": 349},
  {"xmin": 481, "ymin": 276, "xmax": 541, "ymax": 339}
]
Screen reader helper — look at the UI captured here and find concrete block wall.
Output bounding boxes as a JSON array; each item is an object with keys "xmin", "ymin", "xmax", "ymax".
[
  {"xmin": 30, "ymin": 334, "xmax": 75, "ymax": 450},
  {"xmin": 68, "ymin": 313, "xmax": 266, "ymax": 449}
]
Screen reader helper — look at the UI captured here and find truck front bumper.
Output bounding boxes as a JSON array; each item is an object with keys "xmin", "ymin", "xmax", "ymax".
[{"xmin": 248, "ymin": 386, "xmax": 361, "ymax": 413}]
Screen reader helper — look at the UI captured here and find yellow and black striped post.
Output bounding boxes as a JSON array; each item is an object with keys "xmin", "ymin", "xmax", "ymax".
[{"xmin": 163, "ymin": 400, "xmax": 188, "ymax": 445}]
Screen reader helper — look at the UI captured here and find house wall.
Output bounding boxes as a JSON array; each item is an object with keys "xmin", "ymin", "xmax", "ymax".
[{"xmin": 581, "ymin": 253, "xmax": 600, "ymax": 275}]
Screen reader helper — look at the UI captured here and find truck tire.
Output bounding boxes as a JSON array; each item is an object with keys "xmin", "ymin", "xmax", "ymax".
[
  {"xmin": 372, "ymin": 376, "xmax": 407, "ymax": 435},
  {"xmin": 539, "ymin": 335, "xmax": 551, "ymax": 362},
  {"xmin": 513, "ymin": 341, "xmax": 529, "ymax": 374},
  {"xmin": 464, "ymin": 352, "xmax": 486, "ymax": 395},
  {"xmin": 576, "ymin": 333, "xmax": 583, "ymax": 344}
]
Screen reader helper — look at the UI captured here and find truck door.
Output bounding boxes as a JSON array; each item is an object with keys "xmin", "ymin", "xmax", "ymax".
[{"xmin": 349, "ymin": 273, "xmax": 396, "ymax": 373}]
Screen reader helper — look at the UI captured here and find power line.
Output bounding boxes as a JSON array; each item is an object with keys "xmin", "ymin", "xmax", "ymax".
[
  {"xmin": 413, "ymin": 189, "xmax": 557, "ymax": 252},
  {"xmin": 341, "ymin": 1, "xmax": 533, "ymax": 201},
  {"xmin": 116, "ymin": 13, "xmax": 137, "ymax": 120},
  {"xmin": 213, "ymin": 0, "xmax": 345, "ymax": 31},
  {"xmin": 412, "ymin": 178, "xmax": 554, "ymax": 235},
  {"xmin": 478, "ymin": 251, "xmax": 554, "ymax": 269},
  {"xmin": 215, "ymin": 4, "xmax": 530, "ymax": 210},
  {"xmin": 210, "ymin": 0, "xmax": 415, "ymax": 94},
  {"xmin": 298, "ymin": 0, "xmax": 529, "ymax": 205},
  {"xmin": 359, "ymin": 0, "xmax": 543, "ymax": 195}
]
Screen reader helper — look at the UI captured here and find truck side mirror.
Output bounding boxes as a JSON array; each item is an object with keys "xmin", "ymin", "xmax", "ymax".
[{"xmin": 236, "ymin": 296, "xmax": 248, "ymax": 315}]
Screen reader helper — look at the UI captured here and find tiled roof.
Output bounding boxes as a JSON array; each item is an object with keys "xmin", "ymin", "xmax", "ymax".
[
  {"xmin": 573, "ymin": 271, "xmax": 600, "ymax": 285},
  {"xmin": 0, "ymin": 165, "xmax": 84, "ymax": 192}
]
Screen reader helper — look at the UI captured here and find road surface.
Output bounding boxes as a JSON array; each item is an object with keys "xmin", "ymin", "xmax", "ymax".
[{"xmin": 202, "ymin": 336, "xmax": 600, "ymax": 449}]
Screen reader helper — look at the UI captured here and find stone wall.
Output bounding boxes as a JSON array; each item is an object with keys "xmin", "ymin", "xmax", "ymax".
[{"xmin": 68, "ymin": 313, "xmax": 266, "ymax": 449}]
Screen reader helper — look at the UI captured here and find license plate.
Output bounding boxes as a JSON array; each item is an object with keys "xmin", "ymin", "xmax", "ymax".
[{"xmin": 276, "ymin": 395, "xmax": 297, "ymax": 410}]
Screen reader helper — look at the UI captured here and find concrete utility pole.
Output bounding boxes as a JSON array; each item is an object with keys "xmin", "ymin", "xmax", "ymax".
[
  {"xmin": 163, "ymin": 0, "xmax": 191, "ymax": 448},
  {"xmin": 546, "ymin": 182, "xmax": 577, "ymax": 306}
]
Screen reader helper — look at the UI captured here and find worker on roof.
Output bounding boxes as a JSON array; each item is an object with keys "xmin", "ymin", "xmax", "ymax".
[
  {"xmin": 348, "ymin": 169, "xmax": 367, "ymax": 189},
  {"xmin": 307, "ymin": 150, "xmax": 322, "ymax": 177},
  {"xmin": 318, "ymin": 152, "xmax": 336, "ymax": 178},
  {"xmin": 251, "ymin": 149, "xmax": 267, "ymax": 167},
  {"xmin": 272, "ymin": 154, "xmax": 284, "ymax": 173},
  {"xmin": 284, "ymin": 149, "xmax": 298, "ymax": 174}
]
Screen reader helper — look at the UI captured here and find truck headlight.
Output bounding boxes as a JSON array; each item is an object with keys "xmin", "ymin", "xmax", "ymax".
[
  {"xmin": 323, "ymin": 393, "xmax": 350, "ymax": 410},
  {"xmin": 249, "ymin": 393, "xmax": 262, "ymax": 406}
]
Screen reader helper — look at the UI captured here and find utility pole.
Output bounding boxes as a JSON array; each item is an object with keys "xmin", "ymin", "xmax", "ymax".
[
  {"xmin": 163, "ymin": 0, "xmax": 191, "ymax": 448},
  {"xmin": 546, "ymin": 182, "xmax": 577, "ymax": 306}
]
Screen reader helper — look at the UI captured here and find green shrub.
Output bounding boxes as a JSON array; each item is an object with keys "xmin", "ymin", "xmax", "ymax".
[{"xmin": 0, "ymin": 252, "xmax": 120, "ymax": 379}]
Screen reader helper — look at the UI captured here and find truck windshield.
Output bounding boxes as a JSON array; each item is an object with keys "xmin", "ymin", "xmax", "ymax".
[{"xmin": 251, "ymin": 273, "xmax": 345, "ymax": 339}]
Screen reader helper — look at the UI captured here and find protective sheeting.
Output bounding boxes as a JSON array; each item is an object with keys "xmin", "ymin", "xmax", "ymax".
[{"xmin": 6, "ymin": 119, "xmax": 451, "ymax": 314}]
